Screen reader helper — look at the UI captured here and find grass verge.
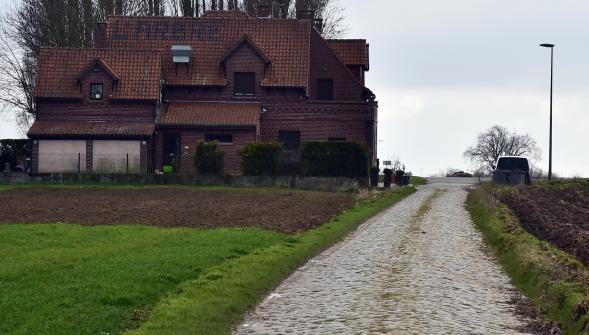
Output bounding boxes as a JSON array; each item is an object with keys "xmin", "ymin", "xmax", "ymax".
[
  {"xmin": 125, "ymin": 187, "xmax": 416, "ymax": 335},
  {"xmin": 0, "ymin": 225, "xmax": 289, "ymax": 335},
  {"xmin": 466, "ymin": 185, "xmax": 589, "ymax": 334},
  {"xmin": 377, "ymin": 175, "xmax": 427, "ymax": 186}
]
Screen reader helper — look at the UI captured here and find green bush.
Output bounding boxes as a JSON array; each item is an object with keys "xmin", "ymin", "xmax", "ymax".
[
  {"xmin": 300, "ymin": 141, "xmax": 369, "ymax": 177},
  {"xmin": 239, "ymin": 142, "xmax": 283, "ymax": 176},
  {"xmin": 194, "ymin": 141, "xmax": 224, "ymax": 175},
  {"xmin": 0, "ymin": 139, "xmax": 30, "ymax": 170}
]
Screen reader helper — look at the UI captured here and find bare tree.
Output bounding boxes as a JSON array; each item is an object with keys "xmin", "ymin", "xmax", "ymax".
[
  {"xmin": 0, "ymin": 18, "xmax": 35, "ymax": 135},
  {"xmin": 463, "ymin": 125, "xmax": 542, "ymax": 172}
]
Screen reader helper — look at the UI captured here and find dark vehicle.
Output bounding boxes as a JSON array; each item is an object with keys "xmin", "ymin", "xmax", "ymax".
[
  {"xmin": 448, "ymin": 171, "xmax": 473, "ymax": 177},
  {"xmin": 492, "ymin": 156, "xmax": 532, "ymax": 186}
]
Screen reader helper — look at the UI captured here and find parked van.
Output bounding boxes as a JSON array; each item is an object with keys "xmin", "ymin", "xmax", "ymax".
[{"xmin": 492, "ymin": 156, "xmax": 532, "ymax": 186}]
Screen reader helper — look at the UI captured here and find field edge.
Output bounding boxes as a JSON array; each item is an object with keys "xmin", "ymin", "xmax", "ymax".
[
  {"xmin": 466, "ymin": 185, "xmax": 589, "ymax": 334},
  {"xmin": 125, "ymin": 187, "xmax": 416, "ymax": 335}
]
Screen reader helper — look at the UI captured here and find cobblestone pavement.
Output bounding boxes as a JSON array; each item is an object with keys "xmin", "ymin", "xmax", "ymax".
[{"xmin": 235, "ymin": 181, "xmax": 531, "ymax": 334}]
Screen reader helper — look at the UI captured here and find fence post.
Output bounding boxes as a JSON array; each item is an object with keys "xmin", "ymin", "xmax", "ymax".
[
  {"xmin": 78, "ymin": 153, "xmax": 81, "ymax": 174},
  {"xmin": 126, "ymin": 153, "xmax": 129, "ymax": 174}
]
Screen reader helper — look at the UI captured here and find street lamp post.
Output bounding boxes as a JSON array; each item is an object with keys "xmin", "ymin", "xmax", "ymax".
[{"xmin": 540, "ymin": 43, "xmax": 555, "ymax": 181}]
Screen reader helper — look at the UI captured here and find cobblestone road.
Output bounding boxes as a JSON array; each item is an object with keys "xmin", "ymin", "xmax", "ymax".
[{"xmin": 235, "ymin": 181, "xmax": 530, "ymax": 334}]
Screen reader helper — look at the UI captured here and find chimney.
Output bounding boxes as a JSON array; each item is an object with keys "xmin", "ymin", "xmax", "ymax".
[
  {"xmin": 296, "ymin": 10, "xmax": 315, "ymax": 20},
  {"xmin": 257, "ymin": 5, "xmax": 272, "ymax": 18},
  {"xmin": 94, "ymin": 22, "xmax": 107, "ymax": 48},
  {"xmin": 313, "ymin": 18, "xmax": 323, "ymax": 33}
]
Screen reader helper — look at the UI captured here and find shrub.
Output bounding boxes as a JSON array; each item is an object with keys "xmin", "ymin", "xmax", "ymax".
[
  {"xmin": 0, "ymin": 139, "xmax": 30, "ymax": 170},
  {"xmin": 194, "ymin": 141, "xmax": 224, "ymax": 175},
  {"xmin": 239, "ymin": 142, "xmax": 283, "ymax": 176},
  {"xmin": 300, "ymin": 141, "xmax": 369, "ymax": 177}
]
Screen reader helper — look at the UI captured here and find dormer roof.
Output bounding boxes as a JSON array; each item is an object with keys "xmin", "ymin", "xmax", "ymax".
[
  {"xmin": 326, "ymin": 39, "xmax": 370, "ymax": 70},
  {"xmin": 35, "ymin": 48, "xmax": 161, "ymax": 100},
  {"xmin": 220, "ymin": 35, "xmax": 271, "ymax": 65},
  {"xmin": 76, "ymin": 58, "xmax": 120, "ymax": 82}
]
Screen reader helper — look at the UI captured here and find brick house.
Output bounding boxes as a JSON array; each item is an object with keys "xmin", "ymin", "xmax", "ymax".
[{"xmin": 28, "ymin": 8, "xmax": 377, "ymax": 175}]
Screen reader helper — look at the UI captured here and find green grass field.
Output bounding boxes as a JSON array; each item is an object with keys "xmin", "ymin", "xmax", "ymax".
[
  {"xmin": 0, "ymin": 185, "xmax": 415, "ymax": 335},
  {"xmin": 0, "ymin": 225, "xmax": 288, "ymax": 334}
]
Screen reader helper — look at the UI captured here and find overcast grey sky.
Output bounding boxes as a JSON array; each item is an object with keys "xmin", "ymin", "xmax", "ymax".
[
  {"xmin": 340, "ymin": 0, "xmax": 589, "ymax": 177},
  {"xmin": 1, "ymin": 0, "xmax": 587, "ymax": 176}
]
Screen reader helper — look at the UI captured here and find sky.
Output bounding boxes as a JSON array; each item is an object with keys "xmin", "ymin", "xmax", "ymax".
[
  {"xmin": 339, "ymin": 0, "xmax": 589, "ymax": 177},
  {"xmin": 0, "ymin": 0, "xmax": 587, "ymax": 177}
]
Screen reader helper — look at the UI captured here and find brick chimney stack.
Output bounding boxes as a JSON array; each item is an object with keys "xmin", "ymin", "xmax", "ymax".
[
  {"xmin": 94, "ymin": 22, "xmax": 107, "ymax": 48},
  {"xmin": 296, "ymin": 10, "xmax": 315, "ymax": 20}
]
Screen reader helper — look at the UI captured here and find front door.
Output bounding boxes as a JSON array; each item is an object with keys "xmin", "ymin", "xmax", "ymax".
[{"xmin": 163, "ymin": 134, "xmax": 180, "ymax": 173}]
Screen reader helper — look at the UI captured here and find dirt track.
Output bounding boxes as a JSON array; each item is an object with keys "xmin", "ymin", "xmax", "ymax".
[
  {"xmin": 501, "ymin": 185, "xmax": 589, "ymax": 266},
  {"xmin": 0, "ymin": 187, "xmax": 355, "ymax": 233}
]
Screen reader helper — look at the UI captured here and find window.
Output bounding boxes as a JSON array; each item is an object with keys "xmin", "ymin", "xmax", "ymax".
[
  {"xmin": 328, "ymin": 137, "xmax": 347, "ymax": 142},
  {"xmin": 234, "ymin": 72, "xmax": 255, "ymax": 96},
  {"xmin": 206, "ymin": 134, "xmax": 233, "ymax": 144},
  {"xmin": 279, "ymin": 131, "xmax": 301, "ymax": 151},
  {"xmin": 317, "ymin": 79, "xmax": 333, "ymax": 100},
  {"xmin": 90, "ymin": 83, "xmax": 103, "ymax": 100}
]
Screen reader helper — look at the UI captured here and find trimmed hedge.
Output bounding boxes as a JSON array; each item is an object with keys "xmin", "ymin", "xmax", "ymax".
[
  {"xmin": 239, "ymin": 142, "xmax": 283, "ymax": 176},
  {"xmin": 300, "ymin": 141, "xmax": 369, "ymax": 177},
  {"xmin": 194, "ymin": 141, "xmax": 224, "ymax": 175}
]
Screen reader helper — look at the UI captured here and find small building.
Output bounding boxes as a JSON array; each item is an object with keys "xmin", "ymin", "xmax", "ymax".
[{"xmin": 29, "ymin": 9, "xmax": 377, "ymax": 175}]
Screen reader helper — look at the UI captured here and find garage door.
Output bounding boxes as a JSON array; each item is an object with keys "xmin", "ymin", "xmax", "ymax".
[
  {"xmin": 93, "ymin": 140, "xmax": 140, "ymax": 173},
  {"xmin": 38, "ymin": 140, "xmax": 87, "ymax": 173}
]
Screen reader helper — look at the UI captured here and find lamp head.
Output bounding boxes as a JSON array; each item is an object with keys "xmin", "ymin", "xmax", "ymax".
[{"xmin": 540, "ymin": 43, "xmax": 555, "ymax": 48}]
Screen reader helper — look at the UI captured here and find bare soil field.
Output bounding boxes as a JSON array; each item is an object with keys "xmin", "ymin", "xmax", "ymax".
[
  {"xmin": 0, "ymin": 187, "xmax": 355, "ymax": 233},
  {"xmin": 501, "ymin": 185, "xmax": 589, "ymax": 266}
]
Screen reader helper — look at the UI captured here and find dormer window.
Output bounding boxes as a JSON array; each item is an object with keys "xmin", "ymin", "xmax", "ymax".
[
  {"xmin": 234, "ymin": 72, "xmax": 255, "ymax": 96},
  {"xmin": 90, "ymin": 83, "xmax": 103, "ymax": 100}
]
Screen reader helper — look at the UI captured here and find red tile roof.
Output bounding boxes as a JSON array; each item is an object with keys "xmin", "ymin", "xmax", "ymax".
[
  {"xmin": 327, "ymin": 39, "xmax": 369, "ymax": 70},
  {"xmin": 35, "ymin": 48, "xmax": 161, "ymax": 100},
  {"xmin": 27, "ymin": 121, "xmax": 154, "ymax": 137},
  {"xmin": 105, "ymin": 16, "xmax": 312, "ymax": 88},
  {"xmin": 158, "ymin": 102, "xmax": 260, "ymax": 127}
]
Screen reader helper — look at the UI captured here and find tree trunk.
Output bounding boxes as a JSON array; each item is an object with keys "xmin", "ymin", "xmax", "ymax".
[
  {"xmin": 115, "ymin": 0, "xmax": 123, "ymax": 15},
  {"xmin": 181, "ymin": 0, "xmax": 193, "ymax": 16}
]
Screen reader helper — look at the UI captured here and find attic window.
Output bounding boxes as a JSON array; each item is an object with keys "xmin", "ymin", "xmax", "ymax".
[
  {"xmin": 234, "ymin": 72, "xmax": 255, "ymax": 96},
  {"xmin": 90, "ymin": 83, "xmax": 103, "ymax": 100}
]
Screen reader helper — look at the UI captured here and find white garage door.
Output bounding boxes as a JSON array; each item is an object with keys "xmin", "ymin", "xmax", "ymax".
[
  {"xmin": 38, "ymin": 140, "xmax": 87, "ymax": 173},
  {"xmin": 93, "ymin": 140, "xmax": 140, "ymax": 174}
]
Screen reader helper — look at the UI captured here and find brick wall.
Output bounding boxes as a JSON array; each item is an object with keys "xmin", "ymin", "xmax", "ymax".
[
  {"xmin": 31, "ymin": 140, "xmax": 39, "ymax": 173},
  {"xmin": 308, "ymin": 30, "xmax": 365, "ymax": 101},
  {"xmin": 86, "ymin": 140, "xmax": 93, "ymax": 171},
  {"xmin": 154, "ymin": 128, "xmax": 256, "ymax": 175},
  {"xmin": 260, "ymin": 101, "xmax": 377, "ymax": 163}
]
